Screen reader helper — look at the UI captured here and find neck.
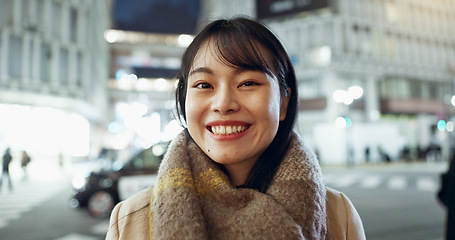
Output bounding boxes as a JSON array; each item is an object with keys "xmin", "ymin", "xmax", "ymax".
[{"xmin": 223, "ymin": 162, "xmax": 255, "ymax": 186}]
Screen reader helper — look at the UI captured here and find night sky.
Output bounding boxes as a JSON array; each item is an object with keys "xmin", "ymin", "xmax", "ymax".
[{"xmin": 113, "ymin": 0, "xmax": 201, "ymax": 35}]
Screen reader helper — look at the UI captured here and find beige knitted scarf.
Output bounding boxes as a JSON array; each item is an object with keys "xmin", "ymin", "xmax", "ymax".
[{"xmin": 149, "ymin": 131, "xmax": 327, "ymax": 240}]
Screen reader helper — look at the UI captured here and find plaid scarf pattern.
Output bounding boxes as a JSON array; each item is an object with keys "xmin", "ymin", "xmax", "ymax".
[{"xmin": 150, "ymin": 131, "xmax": 327, "ymax": 240}]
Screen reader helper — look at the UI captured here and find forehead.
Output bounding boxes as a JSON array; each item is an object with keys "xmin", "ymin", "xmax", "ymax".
[
  {"xmin": 191, "ymin": 41, "xmax": 220, "ymax": 68},
  {"xmin": 190, "ymin": 38, "xmax": 275, "ymax": 73}
]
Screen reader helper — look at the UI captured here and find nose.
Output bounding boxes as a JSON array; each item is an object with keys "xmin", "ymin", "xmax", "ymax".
[{"xmin": 211, "ymin": 86, "xmax": 240, "ymax": 114}]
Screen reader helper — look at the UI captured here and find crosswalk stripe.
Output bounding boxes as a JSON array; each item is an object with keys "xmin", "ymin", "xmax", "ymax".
[
  {"xmin": 322, "ymin": 174, "xmax": 337, "ymax": 184},
  {"xmin": 323, "ymin": 173, "xmax": 439, "ymax": 192},
  {"xmin": 332, "ymin": 175, "xmax": 361, "ymax": 188},
  {"xmin": 54, "ymin": 233, "xmax": 100, "ymax": 240},
  {"xmin": 416, "ymin": 177, "xmax": 438, "ymax": 191},
  {"xmin": 0, "ymin": 181, "xmax": 67, "ymax": 229},
  {"xmin": 91, "ymin": 221, "xmax": 110, "ymax": 235},
  {"xmin": 387, "ymin": 176, "xmax": 407, "ymax": 190},
  {"xmin": 360, "ymin": 175, "xmax": 382, "ymax": 188},
  {"xmin": 0, "ymin": 220, "xmax": 8, "ymax": 228},
  {"xmin": 0, "ymin": 211, "xmax": 21, "ymax": 220},
  {"xmin": 0, "ymin": 203, "xmax": 35, "ymax": 209}
]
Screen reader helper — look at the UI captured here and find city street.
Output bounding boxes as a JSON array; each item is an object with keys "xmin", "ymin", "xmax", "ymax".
[
  {"xmin": 1, "ymin": 1, "xmax": 454, "ymax": 239},
  {"xmin": 0, "ymin": 159, "xmax": 450, "ymax": 240},
  {"xmin": 323, "ymin": 161, "xmax": 448, "ymax": 240},
  {"xmin": 0, "ymin": 160, "xmax": 108, "ymax": 240}
]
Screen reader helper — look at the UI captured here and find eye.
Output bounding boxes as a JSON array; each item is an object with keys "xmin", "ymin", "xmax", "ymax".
[
  {"xmin": 193, "ymin": 82, "xmax": 213, "ymax": 89},
  {"xmin": 239, "ymin": 81, "xmax": 259, "ymax": 87}
]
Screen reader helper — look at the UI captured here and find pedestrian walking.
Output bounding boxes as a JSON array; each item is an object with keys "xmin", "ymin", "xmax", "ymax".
[
  {"xmin": 20, "ymin": 150, "xmax": 31, "ymax": 173},
  {"xmin": 0, "ymin": 148, "xmax": 13, "ymax": 191},
  {"xmin": 365, "ymin": 146, "xmax": 370, "ymax": 162}
]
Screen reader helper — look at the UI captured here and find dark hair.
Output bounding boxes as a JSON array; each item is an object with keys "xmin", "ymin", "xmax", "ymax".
[{"xmin": 175, "ymin": 16, "xmax": 298, "ymax": 192}]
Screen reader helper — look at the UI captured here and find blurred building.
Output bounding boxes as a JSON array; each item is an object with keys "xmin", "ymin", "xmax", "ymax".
[
  {"xmin": 202, "ymin": 0, "xmax": 455, "ymax": 164},
  {"xmin": 2, "ymin": 0, "xmax": 453, "ymax": 165},
  {"xmin": 104, "ymin": 30, "xmax": 190, "ymax": 150},
  {"xmin": 103, "ymin": 0, "xmax": 199, "ymax": 150},
  {"xmin": 0, "ymin": 0, "xmax": 110, "ymax": 157}
]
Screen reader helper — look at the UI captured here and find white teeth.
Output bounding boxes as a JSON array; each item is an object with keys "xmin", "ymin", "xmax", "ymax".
[
  {"xmin": 226, "ymin": 126, "xmax": 232, "ymax": 134},
  {"xmin": 211, "ymin": 125, "xmax": 248, "ymax": 135}
]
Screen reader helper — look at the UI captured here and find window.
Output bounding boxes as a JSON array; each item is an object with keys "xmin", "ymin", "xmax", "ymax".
[
  {"xmin": 409, "ymin": 81, "xmax": 421, "ymax": 98},
  {"xmin": 59, "ymin": 48, "xmax": 68, "ymax": 86},
  {"xmin": 129, "ymin": 144, "xmax": 166, "ymax": 171},
  {"xmin": 0, "ymin": 0, "xmax": 14, "ymax": 27},
  {"xmin": 69, "ymin": 7, "xmax": 78, "ymax": 42},
  {"xmin": 76, "ymin": 52, "xmax": 84, "ymax": 87},
  {"xmin": 384, "ymin": 33, "xmax": 395, "ymax": 60},
  {"xmin": 40, "ymin": 43, "xmax": 52, "ymax": 83},
  {"xmin": 381, "ymin": 77, "xmax": 411, "ymax": 99},
  {"xmin": 35, "ymin": 0, "xmax": 45, "ymax": 28},
  {"xmin": 299, "ymin": 78, "xmax": 323, "ymax": 99},
  {"xmin": 8, "ymin": 35, "xmax": 22, "ymax": 79},
  {"xmin": 51, "ymin": 2, "xmax": 62, "ymax": 38},
  {"xmin": 428, "ymin": 83, "xmax": 438, "ymax": 100}
]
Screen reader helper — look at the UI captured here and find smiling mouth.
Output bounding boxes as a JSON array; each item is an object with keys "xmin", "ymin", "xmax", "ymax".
[{"xmin": 208, "ymin": 125, "xmax": 250, "ymax": 135}]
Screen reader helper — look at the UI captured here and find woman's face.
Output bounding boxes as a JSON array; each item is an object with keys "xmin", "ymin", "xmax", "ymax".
[{"xmin": 185, "ymin": 42, "xmax": 288, "ymax": 179}]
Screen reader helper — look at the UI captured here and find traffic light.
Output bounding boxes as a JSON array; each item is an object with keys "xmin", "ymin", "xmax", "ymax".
[
  {"xmin": 437, "ymin": 120, "xmax": 446, "ymax": 131},
  {"xmin": 335, "ymin": 116, "xmax": 352, "ymax": 129}
]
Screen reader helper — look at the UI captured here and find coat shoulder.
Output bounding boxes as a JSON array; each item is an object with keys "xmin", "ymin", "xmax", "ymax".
[
  {"xmin": 106, "ymin": 187, "xmax": 153, "ymax": 240},
  {"xmin": 326, "ymin": 187, "xmax": 366, "ymax": 240}
]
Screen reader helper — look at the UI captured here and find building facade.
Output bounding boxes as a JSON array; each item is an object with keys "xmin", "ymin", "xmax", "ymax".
[
  {"xmin": 202, "ymin": 0, "xmax": 455, "ymax": 164},
  {"xmin": 0, "ymin": 0, "xmax": 110, "ymax": 157}
]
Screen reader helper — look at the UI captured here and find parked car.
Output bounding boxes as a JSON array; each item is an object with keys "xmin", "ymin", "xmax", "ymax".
[{"xmin": 70, "ymin": 141, "xmax": 169, "ymax": 218}]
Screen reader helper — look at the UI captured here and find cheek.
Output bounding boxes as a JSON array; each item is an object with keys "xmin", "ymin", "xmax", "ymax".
[
  {"xmin": 265, "ymin": 90, "xmax": 283, "ymax": 121},
  {"xmin": 185, "ymin": 94, "xmax": 204, "ymax": 130},
  {"xmin": 185, "ymin": 98, "xmax": 196, "ymax": 124},
  {"xmin": 266, "ymin": 102, "xmax": 281, "ymax": 128}
]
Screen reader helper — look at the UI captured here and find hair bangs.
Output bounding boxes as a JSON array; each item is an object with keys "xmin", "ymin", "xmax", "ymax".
[{"xmin": 209, "ymin": 29, "xmax": 274, "ymax": 77}]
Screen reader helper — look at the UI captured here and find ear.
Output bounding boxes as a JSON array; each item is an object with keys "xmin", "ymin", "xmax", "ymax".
[{"xmin": 279, "ymin": 87, "xmax": 291, "ymax": 121}]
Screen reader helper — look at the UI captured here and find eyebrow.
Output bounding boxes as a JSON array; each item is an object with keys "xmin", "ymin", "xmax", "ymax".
[
  {"xmin": 189, "ymin": 67, "xmax": 213, "ymax": 76},
  {"xmin": 189, "ymin": 66, "xmax": 261, "ymax": 77}
]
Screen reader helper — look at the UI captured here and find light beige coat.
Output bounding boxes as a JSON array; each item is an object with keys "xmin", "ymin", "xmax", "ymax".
[{"xmin": 106, "ymin": 187, "xmax": 366, "ymax": 240}]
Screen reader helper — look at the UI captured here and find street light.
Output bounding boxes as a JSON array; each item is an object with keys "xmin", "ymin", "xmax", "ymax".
[
  {"xmin": 332, "ymin": 86, "xmax": 364, "ymax": 105},
  {"xmin": 333, "ymin": 85, "xmax": 364, "ymax": 166}
]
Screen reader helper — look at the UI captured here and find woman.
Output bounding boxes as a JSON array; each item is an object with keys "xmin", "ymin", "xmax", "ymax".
[{"xmin": 107, "ymin": 17, "xmax": 366, "ymax": 240}]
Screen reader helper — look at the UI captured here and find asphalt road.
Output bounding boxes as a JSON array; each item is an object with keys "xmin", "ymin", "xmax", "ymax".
[
  {"xmin": 0, "ymin": 160, "xmax": 108, "ymax": 240},
  {"xmin": 0, "ymin": 160, "xmax": 449, "ymax": 240},
  {"xmin": 323, "ymin": 161, "xmax": 448, "ymax": 240}
]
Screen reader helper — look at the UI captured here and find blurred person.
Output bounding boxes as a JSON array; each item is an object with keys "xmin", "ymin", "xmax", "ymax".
[
  {"xmin": 107, "ymin": 17, "xmax": 366, "ymax": 240},
  {"xmin": 364, "ymin": 146, "xmax": 370, "ymax": 162},
  {"xmin": 58, "ymin": 152, "xmax": 65, "ymax": 168},
  {"xmin": 20, "ymin": 150, "xmax": 31, "ymax": 172},
  {"xmin": 438, "ymin": 154, "xmax": 455, "ymax": 240},
  {"xmin": 378, "ymin": 145, "xmax": 391, "ymax": 163},
  {"xmin": 0, "ymin": 147, "xmax": 13, "ymax": 191}
]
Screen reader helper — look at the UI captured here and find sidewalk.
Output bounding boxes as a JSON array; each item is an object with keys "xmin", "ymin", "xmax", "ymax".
[{"xmin": 2, "ymin": 157, "xmax": 72, "ymax": 192}]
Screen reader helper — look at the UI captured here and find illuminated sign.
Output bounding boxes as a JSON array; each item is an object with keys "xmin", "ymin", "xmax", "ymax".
[{"xmin": 256, "ymin": 0, "xmax": 329, "ymax": 19}]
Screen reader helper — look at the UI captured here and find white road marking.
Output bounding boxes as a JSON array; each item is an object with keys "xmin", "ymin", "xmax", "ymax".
[
  {"xmin": 387, "ymin": 176, "xmax": 407, "ymax": 190},
  {"xmin": 54, "ymin": 233, "xmax": 99, "ymax": 240},
  {"xmin": 416, "ymin": 177, "xmax": 438, "ymax": 191},
  {"xmin": 360, "ymin": 175, "xmax": 382, "ymax": 188}
]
